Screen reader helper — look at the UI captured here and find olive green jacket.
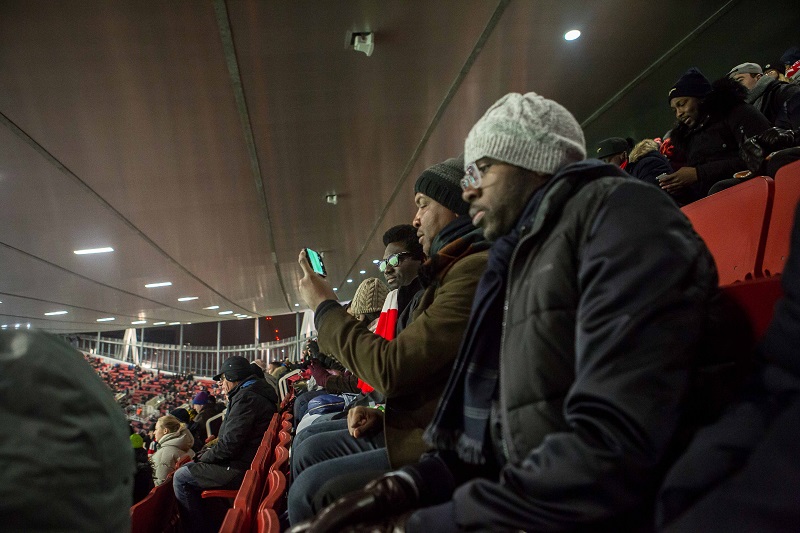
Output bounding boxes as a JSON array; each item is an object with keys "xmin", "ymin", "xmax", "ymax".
[{"xmin": 317, "ymin": 244, "xmax": 488, "ymax": 467}]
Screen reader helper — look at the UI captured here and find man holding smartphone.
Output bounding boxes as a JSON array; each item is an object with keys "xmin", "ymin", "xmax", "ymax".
[{"xmin": 290, "ymin": 155, "xmax": 489, "ymax": 525}]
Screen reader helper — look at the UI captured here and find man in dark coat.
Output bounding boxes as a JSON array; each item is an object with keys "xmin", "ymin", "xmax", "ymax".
[
  {"xmin": 657, "ymin": 202, "xmax": 800, "ymax": 532},
  {"xmin": 595, "ymin": 136, "xmax": 673, "ymax": 189},
  {"xmin": 660, "ymin": 67, "xmax": 770, "ymax": 203},
  {"xmin": 173, "ymin": 356, "xmax": 278, "ymax": 533},
  {"xmin": 292, "ymin": 92, "xmax": 724, "ymax": 533},
  {"xmin": 729, "ymin": 61, "xmax": 800, "ymax": 129}
]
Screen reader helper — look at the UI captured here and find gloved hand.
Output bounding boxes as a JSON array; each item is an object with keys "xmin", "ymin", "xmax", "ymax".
[
  {"xmin": 309, "ymin": 362, "xmax": 329, "ymax": 388},
  {"xmin": 288, "ymin": 473, "xmax": 419, "ymax": 533},
  {"xmin": 741, "ymin": 127, "xmax": 799, "ymax": 173}
]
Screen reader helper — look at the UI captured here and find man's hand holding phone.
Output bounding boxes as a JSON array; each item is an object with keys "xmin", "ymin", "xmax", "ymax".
[{"xmin": 298, "ymin": 249, "xmax": 338, "ymax": 311}]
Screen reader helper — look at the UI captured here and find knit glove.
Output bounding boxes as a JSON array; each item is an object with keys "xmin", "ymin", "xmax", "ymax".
[
  {"xmin": 288, "ymin": 472, "xmax": 419, "ymax": 533},
  {"xmin": 309, "ymin": 362, "xmax": 330, "ymax": 388}
]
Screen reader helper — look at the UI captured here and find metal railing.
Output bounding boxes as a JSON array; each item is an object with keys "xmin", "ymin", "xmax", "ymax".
[{"xmin": 72, "ymin": 333, "xmax": 306, "ymax": 378}]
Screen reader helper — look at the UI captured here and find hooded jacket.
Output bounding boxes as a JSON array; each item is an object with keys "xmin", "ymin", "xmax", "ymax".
[
  {"xmin": 627, "ymin": 139, "xmax": 674, "ymax": 187},
  {"xmin": 151, "ymin": 426, "xmax": 195, "ymax": 485},
  {"xmin": 671, "ymin": 77, "xmax": 770, "ymax": 200}
]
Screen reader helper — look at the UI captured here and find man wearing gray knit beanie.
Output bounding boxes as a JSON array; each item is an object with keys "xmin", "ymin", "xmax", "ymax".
[{"xmin": 298, "ymin": 92, "xmax": 727, "ymax": 533}]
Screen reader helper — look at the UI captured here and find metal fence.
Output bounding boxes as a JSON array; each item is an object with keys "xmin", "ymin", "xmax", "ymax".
[{"xmin": 71, "ymin": 333, "xmax": 306, "ymax": 378}]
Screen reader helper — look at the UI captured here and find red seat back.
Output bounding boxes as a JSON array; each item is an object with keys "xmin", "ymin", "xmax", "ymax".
[
  {"xmin": 219, "ymin": 507, "xmax": 247, "ymax": 533},
  {"xmin": 721, "ymin": 277, "xmax": 784, "ymax": 341},
  {"xmin": 682, "ymin": 176, "xmax": 774, "ymax": 285},
  {"xmin": 130, "ymin": 472, "xmax": 178, "ymax": 533},
  {"xmin": 762, "ymin": 160, "xmax": 800, "ymax": 276}
]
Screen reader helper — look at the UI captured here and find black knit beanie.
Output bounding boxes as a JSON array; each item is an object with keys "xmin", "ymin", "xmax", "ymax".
[
  {"xmin": 414, "ymin": 155, "xmax": 469, "ymax": 215},
  {"xmin": 668, "ymin": 67, "xmax": 712, "ymax": 103}
]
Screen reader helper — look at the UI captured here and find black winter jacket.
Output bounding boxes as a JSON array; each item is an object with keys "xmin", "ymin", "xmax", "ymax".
[
  {"xmin": 747, "ymin": 75, "xmax": 800, "ymax": 129},
  {"xmin": 627, "ymin": 139, "xmax": 673, "ymax": 187},
  {"xmin": 199, "ymin": 377, "xmax": 277, "ymax": 470},
  {"xmin": 671, "ymin": 77, "xmax": 770, "ymax": 201}
]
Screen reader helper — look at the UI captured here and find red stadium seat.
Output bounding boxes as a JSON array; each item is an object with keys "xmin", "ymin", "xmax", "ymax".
[
  {"xmin": 256, "ymin": 470, "xmax": 287, "ymax": 533},
  {"xmin": 721, "ymin": 277, "xmax": 784, "ymax": 341},
  {"xmin": 219, "ymin": 506, "xmax": 247, "ymax": 533},
  {"xmin": 255, "ymin": 508, "xmax": 281, "ymax": 533},
  {"xmin": 762, "ymin": 160, "xmax": 800, "ymax": 276},
  {"xmin": 682, "ymin": 176, "xmax": 774, "ymax": 285},
  {"xmin": 269, "ymin": 445, "xmax": 290, "ymax": 477},
  {"xmin": 130, "ymin": 471, "xmax": 179, "ymax": 533}
]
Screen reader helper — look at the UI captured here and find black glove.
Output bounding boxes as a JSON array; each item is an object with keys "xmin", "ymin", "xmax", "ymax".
[
  {"xmin": 758, "ymin": 127, "xmax": 798, "ymax": 150},
  {"xmin": 288, "ymin": 473, "xmax": 419, "ymax": 533},
  {"xmin": 741, "ymin": 128, "xmax": 799, "ymax": 173}
]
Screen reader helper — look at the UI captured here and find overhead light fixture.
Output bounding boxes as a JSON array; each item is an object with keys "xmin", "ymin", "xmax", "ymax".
[
  {"xmin": 1, "ymin": 325, "xmax": 7, "ymax": 328},
  {"xmin": 359, "ymin": 270, "xmax": 366, "ymax": 274},
  {"xmin": 347, "ymin": 279, "xmax": 353, "ymax": 283},
  {"xmin": 332, "ymin": 288, "xmax": 338, "ymax": 292},
  {"xmin": 219, "ymin": 311, "xmax": 233, "ymax": 315},
  {"xmin": 153, "ymin": 321, "xmax": 166, "ymax": 326},
  {"xmin": 44, "ymin": 311, "xmax": 68, "ymax": 316},
  {"xmin": 204, "ymin": 305, "xmax": 220, "ymax": 310},
  {"xmin": 27, "ymin": 324, "xmax": 30, "ymax": 329},
  {"xmin": 74, "ymin": 247, "xmax": 114, "ymax": 255},
  {"xmin": 372, "ymin": 260, "xmax": 379, "ymax": 264},
  {"xmin": 14, "ymin": 324, "xmax": 21, "ymax": 329},
  {"xmin": 132, "ymin": 320, "xmax": 147, "ymax": 325},
  {"xmin": 169, "ymin": 322, "xmax": 180, "ymax": 325},
  {"xmin": 97, "ymin": 317, "xmax": 115, "ymax": 322},
  {"xmin": 564, "ymin": 29, "xmax": 581, "ymax": 41},
  {"xmin": 145, "ymin": 282, "xmax": 172, "ymax": 288},
  {"xmin": 178, "ymin": 297, "xmax": 198, "ymax": 302},
  {"xmin": 347, "ymin": 31, "xmax": 374, "ymax": 56},
  {"xmin": 294, "ymin": 303, "xmax": 300, "ymax": 307}
]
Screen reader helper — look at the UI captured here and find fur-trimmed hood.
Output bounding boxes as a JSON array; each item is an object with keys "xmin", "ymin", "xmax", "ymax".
[
  {"xmin": 671, "ymin": 76, "xmax": 748, "ymax": 147},
  {"xmin": 629, "ymin": 139, "xmax": 660, "ymax": 164}
]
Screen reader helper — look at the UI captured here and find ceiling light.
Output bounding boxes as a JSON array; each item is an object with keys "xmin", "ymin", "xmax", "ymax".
[
  {"xmin": 27, "ymin": 324, "xmax": 30, "ymax": 329},
  {"xmin": 169, "ymin": 322, "xmax": 180, "ymax": 325},
  {"xmin": 14, "ymin": 324, "xmax": 21, "ymax": 329},
  {"xmin": 1, "ymin": 325, "xmax": 7, "ymax": 328},
  {"xmin": 145, "ymin": 282, "xmax": 172, "ymax": 288},
  {"xmin": 219, "ymin": 311, "xmax": 233, "ymax": 315},
  {"xmin": 204, "ymin": 305, "xmax": 220, "ymax": 310},
  {"xmin": 97, "ymin": 317, "xmax": 115, "ymax": 322},
  {"xmin": 332, "ymin": 288, "xmax": 338, "ymax": 292},
  {"xmin": 44, "ymin": 311, "xmax": 68, "ymax": 316},
  {"xmin": 132, "ymin": 320, "xmax": 147, "ymax": 325},
  {"xmin": 153, "ymin": 321, "xmax": 166, "ymax": 325},
  {"xmin": 178, "ymin": 297, "xmax": 198, "ymax": 302},
  {"xmin": 347, "ymin": 279, "xmax": 353, "ymax": 283},
  {"xmin": 74, "ymin": 247, "xmax": 114, "ymax": 255},
  {"xmin": 359, "ymin": 270, "xmax": 366, "ymax": 274},
  {"xmin": 564, "ymin": 29, "xmax": 581, "ymax": 41},
  {"xmin": 294, "ymin": 303, "xmax": 300, "ymax": 307},
  {"xmin": 372, "ymin": 260, "xmax": 380, "ymax": 264}
]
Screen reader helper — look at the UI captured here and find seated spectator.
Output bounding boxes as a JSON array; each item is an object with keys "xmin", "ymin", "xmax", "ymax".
[
  {"xmin": 0, "ymin": 332, "xmax": 132, "ymax": 531},
  {"xmin": 657, "ymin": 202, "xmax": 800, "ymax": 531},
  {"xmin": 660, "ymin": 67, "xmax": 770, "ymax": 202},
  {"xmin": 267, "ymin": 360, "xmax": 288, "ymax": 379},
  {"xmin": 189, "ymin": 391, "xmax": 222, "ymax": 452},
  {"xmin": 294, "ymin": 91, "xmax": 726, "ymax": 532},
  {"xmin": 253, "ymin": 358, "xmax": 280, "ymax": 393},
  {"xmin": 131, "ymin": 432, "xmax": 155, "ymax": 502},
  {"xmin": 173, "ymin": 356, "xmax": 278, "ymax": 533},
  {"xmin": 170, "ymin": 406, "xmax": 196, "ymax": 425},
  {"xmin": 596, "ymin": 136, "xmax": 672, "ymax": 189},
  {"xmin": 151, "ymin": 414, "xmax": 195, "ymax": 485},
  {"xmin": 289, "ymin": 155, "xmax": 489, "ymax": 524},
  {"xmin": 729, "ymin": 62, "xmax": 800, "ymax": 129}
]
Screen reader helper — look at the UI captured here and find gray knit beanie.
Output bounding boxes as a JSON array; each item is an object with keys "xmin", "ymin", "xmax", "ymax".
[
  {"xmin": 414, "ymin": 155, "xmax": 469, "ymax": 215},
  {"xmin": 464, "ymin": 92, "xmax": 586, "ymax": 175}
]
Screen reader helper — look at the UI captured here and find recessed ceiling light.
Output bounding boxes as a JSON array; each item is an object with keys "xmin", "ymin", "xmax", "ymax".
[
  {"xmin": 145, "ymin": 282, "xmax": 172, "ymax": 288},
  {"xmin": 169, "ymin": 322, "xmax": 180, "ymax": 325},
  {"xmin": 359, "ymin": 270, "xmax": 366, "ymax": 274},
  {"xmin": 372, "ymin": 259, "xmax": 380, "ymax": 264},
  {"xmin": 153, "ymin": 321, "xmax": 166, "ymax": 325},
  {"xmin": 1, "ymin": 325, "xmax": 7, "ymax": 328},
  {"xmin": 14, "ymin": 324, "xmax": 21, "ymax": 328},
  {"xmin": 97, "ymin": 317, "xmax": 115, "ymax": 322},
  {"xmin": 178, "ymin": 297, "xmax": 198, "ymax": 302},
  {"xmin": 332, "ymin": 288, "xmax": 338, "ymax": 292},
  {"xmin": 44, "ymin": 311, "xmax": 68, "ymax": 316},
  {"xmin": 74, "ymin": 247, "xmax": 114, "ymax": 255},
  {"xmin": 203, "ymin": 305, "xmax": 220, "ymax": 310},
  {"xmin": 219, "ymin": 311, "xmax": 233, "ymax": 315},
  {"xmin": 564, "ymin": 29, "xmax": 581, "ymax": 41},
  {"xmin": 132, "ymin": 320, "xmax": 147, "ymax": 325},
  {"xmin": 27, "ymin": 324, "xmax": 30, "ymax": 329},
  {"xmin": 294, "ymin": 303, "xmax": 300, "ymax": 307},
  {"xmin": 347, "ymin": 279, "xmax": 353, "ymax": 283}
]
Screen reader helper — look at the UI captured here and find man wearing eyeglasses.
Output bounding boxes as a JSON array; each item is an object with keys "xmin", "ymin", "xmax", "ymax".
[
  {"xmin": 293, "ymin": 93, "xmax": 724, "ymax": 532},
  {"xmin": 291, "ymin": 155, "xmax": 489, "ymax": 525}
]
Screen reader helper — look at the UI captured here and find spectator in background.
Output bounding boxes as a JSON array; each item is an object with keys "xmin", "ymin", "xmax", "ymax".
[
  {"xmin": 132, "ymin": 433, "xmax": 155, "ymax": 503},
  {"xmin": 189, "ymin": 392, "xmax": 216, "ymax": 452},
  {"xmin": 173, "ymin": 356, "xmax": 278, "ymax": 533},
  {"xmin": 729, "ymin": 62, "xmax": 800, "ymax": 129},
  {"xmin": 0, "ymin": 332, "xmax": 132, "ymax": 532},
  {"xmin": 253, "ymin": 358, "xmax": 280, "ymax": 393},
  {"xmin": 379, "ymin": 224, "xmax": 425, "ymax": 334},
  {"xmin": 151, "ymin": 414, "xmax": 195, "ymax": 485},
  {"xmin": 661, "ymin": 67, "xmax": 770, "ymax": 202},
  {"xmin": 267, "ymin": 360, "xmax": 288, "ymax": 379},
  {"xmin": 595, "ymin": 136, "xmax": 672, "ymax": 189}
]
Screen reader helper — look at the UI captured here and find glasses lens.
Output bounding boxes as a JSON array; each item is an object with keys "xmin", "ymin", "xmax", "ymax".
[
  {"xmin": 462, "ymin": 164, "xmax": 481, "ymax": 190},
  {"xmin": 378, "ymin": 252, "xmax": 408, "ymax": 272}
]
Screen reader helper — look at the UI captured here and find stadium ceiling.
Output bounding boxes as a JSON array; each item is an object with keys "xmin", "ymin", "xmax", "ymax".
[{"xmin": 0, "ymin": 0, "xmax": 795, "ymax": 333}]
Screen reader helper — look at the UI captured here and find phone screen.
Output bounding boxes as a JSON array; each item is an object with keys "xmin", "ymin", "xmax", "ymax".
[{"xmin": 305, "ymin": 248, "xmax": 327, "ymax": 277}]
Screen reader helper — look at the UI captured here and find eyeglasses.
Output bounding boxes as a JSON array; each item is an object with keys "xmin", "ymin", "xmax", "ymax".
[
  {"xmin": 378, "ymin": 252, "xmax": 412, "ymax": 273},
  {"xmin": 461, "ymin": 162, "xmax": 493, "ymax": 191}
]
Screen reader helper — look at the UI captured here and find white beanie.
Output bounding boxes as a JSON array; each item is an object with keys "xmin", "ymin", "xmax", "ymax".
[{"xmin": 464, "ymin": 92, "xmax": 586, "ymax": 175}]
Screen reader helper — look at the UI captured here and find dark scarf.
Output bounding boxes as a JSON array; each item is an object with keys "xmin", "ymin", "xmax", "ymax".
[
  {"xmin": 418, "ymin": 216, "xmax": 486, "ymax": 288},
  {"xmin": 424, "ymin": 184, "xmax": 547, "ymax": 464}
]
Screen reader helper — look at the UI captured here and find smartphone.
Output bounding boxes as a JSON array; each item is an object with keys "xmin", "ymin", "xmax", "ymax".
[{"xmin": 305, "ymin": 248, "xmax": 327, "ymax": 277}]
